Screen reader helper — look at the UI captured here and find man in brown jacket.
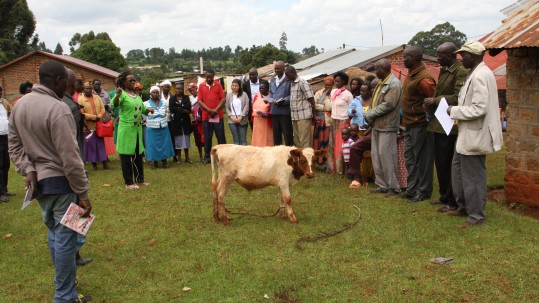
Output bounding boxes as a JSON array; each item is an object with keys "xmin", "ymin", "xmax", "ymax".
[
  {"xmin": 400, "ymin": 46, "xmax": 436, "ymax": 202},
  {"xmin": 9, "ymin": 61, "xmax": 93, "ymax": 303}
]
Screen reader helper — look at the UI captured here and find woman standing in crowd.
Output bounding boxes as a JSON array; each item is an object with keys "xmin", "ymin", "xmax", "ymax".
[
  {"xmin": 251, "ymin": 80, "xmax": 273, "ymax": 147},
  {"xmin": 79, "ymin": 81, "xmax": 109, "ymax": 170},
  {"xmin": 12, "ymin": 81, "xmax": 33, "ymax": 105},
  {"xmin": 349, "ymin": 77, "xmax": 364, "ymax": 98},
  {"xmin": 188, "ymin": 83, "xmax": 204, "ymax": 161},
  {"xmin": 330, "ymin": 71, "xmax": 353, "ymax": 174},
  {"xmin": 226, "ymin": 79, "xmax": 249, "ymax": 145},
  {"xmin": 143, "ymin": 86, "xmax": 175, "ymax": 168},
  {"xmin": 169, "ymin": 83, "xmax": 193, "ymax": 163},
  {"xmin": 112, "ymin": 72, "xmax": 154, "ymax": 189},
  {"xmin": 312, "ymin": 76, "xmax": 333, "ymax": 169}
]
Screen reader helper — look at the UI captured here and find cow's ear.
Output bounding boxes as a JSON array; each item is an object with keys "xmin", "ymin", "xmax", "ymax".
[
  {"xmin": 287, "ymin": 156, "xmax": 295, "ymax": 166},
  {"xmin": 314, "ymin": 149, "xmax": 328, "ymax": 158}
]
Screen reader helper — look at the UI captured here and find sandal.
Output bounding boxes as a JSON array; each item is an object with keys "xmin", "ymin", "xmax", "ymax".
[
  {"xmin": 349, "ymin": 180, "xmax": 361, "ymax": 189},
  {"xmin": 125, "ymin": 184, "xmax": 139, "ymax": 189},
  {"xmin": 138, "ymin": 182, "xmax": 150, "ymax": 186},
  {"xmin": 185, "ymin": 159, "xmax": 193, "ymax": 164}
]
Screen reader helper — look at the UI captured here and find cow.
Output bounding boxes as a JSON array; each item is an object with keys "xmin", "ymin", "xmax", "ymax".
[{"xmin": 210, "ymin": 144, "xmax": 326, "ymax": 225}]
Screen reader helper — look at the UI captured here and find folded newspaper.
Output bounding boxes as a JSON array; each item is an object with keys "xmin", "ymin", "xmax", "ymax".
[{"xmin": 60, "ymin": 203, "xmax": 95, "ymax": 236}]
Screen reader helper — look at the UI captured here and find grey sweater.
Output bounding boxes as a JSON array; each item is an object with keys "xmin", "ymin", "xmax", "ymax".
[{"xmin": 8, "ymin": 84, "xmax": 89, "ymax": 200}]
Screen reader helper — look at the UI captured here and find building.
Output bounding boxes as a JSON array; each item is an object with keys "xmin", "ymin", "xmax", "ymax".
[
  {"xmin": 0, "ymin": 50, "xmax": 119, "ymax": 101},
  {"xmin": 482, "ymin": 0, "xmax": 539, "ymax": 208}
]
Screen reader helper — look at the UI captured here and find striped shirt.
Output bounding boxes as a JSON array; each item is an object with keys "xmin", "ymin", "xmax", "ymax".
[
  {"xmin": 290, "ymin": 77, "xmax": 314, "ymax": 121},
  {"xmin": 342, "ymin": 138, "xmax": 354, "ymax": 163}
]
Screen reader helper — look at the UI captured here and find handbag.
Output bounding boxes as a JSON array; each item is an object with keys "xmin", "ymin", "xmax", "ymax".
[
  {"xmin": 96, "ymin": 120, "xmax": 114, "ymax": 138},
  {"xmin": 232, "ymin": 104, "xmax": 248, "ymax": 126}
]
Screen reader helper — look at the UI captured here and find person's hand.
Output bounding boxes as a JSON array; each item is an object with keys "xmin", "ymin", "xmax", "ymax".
[
  {"xmin": 116, "ymin": 88, "xmax": 123, "ymax": 96},
  {"xmin": 263, "ymin": 98, "xmax": 269, "ymax": 104},
  {"xmin": 25, "ymin": 171, "xmax": 38, "ymax": 199},
  {"xmin": 351, "ymin": 109, "xmax": 357, "ymax": 114},
  {"xmin": 424, "ymin": 97, "xmax": 435, "ymax": 110},
  {"xmin": 147, "ymin": 108, "xmax": 155, "ymax": 114},
  {"xmin": 102, "ymin": 116, "xmax": 110, "ymax": 123},
  {"xmin": 78, "ymin": 199, "xmax": 92, "ymax": 218},
  {"xmin": 275, "ymin": 98, "xmax": 284, "ymax": 106}
]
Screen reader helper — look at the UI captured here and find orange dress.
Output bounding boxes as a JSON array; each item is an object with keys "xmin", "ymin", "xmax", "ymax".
[{"xmin": 251, "ymin": 93, "xmax": 273, "ymax": 147}]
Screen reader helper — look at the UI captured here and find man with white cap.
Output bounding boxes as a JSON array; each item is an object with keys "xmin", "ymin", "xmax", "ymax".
[{"xmin": 446, "ymin": 41, "xmax": 503, "ymax": 228}]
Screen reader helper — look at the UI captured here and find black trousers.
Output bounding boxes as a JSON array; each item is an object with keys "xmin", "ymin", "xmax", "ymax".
[
  {"xmin": 0, "ymin": 135, "xmax": 9, "ymax": 194},
  {"xmin": 433, "ymin": 132, "xmax": 457, "ymax": 207},
  {"xmin": 203, "ymin": 120, "xmax": 226, "ymax": 160},
  {"xmin": 272, "ymin": 115, "xmax": 293, "ymax": 146},
  {"xmin": 119, "ymin": 135, "xmax": 144, "ymax": 185}
]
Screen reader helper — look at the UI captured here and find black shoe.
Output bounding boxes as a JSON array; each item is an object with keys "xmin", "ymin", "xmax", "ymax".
[
  {"xmin": 370, "ymin": 187, "xmax": 388, "ymax": 194},
  {"xmin": 92, "ymin": 163, "xmax": 98, "ymax": 171},
  {"xmin": 76, "ymin": 257, "xmax": 93, "ymax": 266},
  {"xmin": 385, "ymin": 190, "xmax": 400, "ymax": 197},
  {"xmin": 398, "ymin": 193, "xmax": 415, "ymax": 200},
  {"xmin": 72, "ymin": 294, "xmax": 92, "ymax": 302},
  {"xmin": 0, "ymin": 195, "xmax": 8, "ymax": 203},
  {"xmin": 202, "ymin": 159, "xmax": 211, "ymax": 164},
  {"xmin": 4, "ymin": 192, "xmax": 16, "ymax": 197},
  {"xmin": 408, "ymin": 194, "xmax": 429, "ymax": 203}
]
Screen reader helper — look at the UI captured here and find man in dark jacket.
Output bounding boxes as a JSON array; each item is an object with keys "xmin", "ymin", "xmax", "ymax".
[{"xmin": 242, "ymin": 67, "xmax": 260, "ymax": 129}]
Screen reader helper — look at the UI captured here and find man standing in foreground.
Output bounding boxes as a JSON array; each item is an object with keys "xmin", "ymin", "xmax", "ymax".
[
  {"xmin": 198, "ymin": 69, "xmax": 226, "ymax": 163},
  {"xmin": 424, "ymin": 42, "xmax": 468, "ymax": 212},
  {"xmin": 285, "ymin": 66, "xmax": 315, "ymax": 148},
  {"xmin": 269, "ymin": 60, "xmax": 293, "ymax": 146},
  {"xmin": 364, "ymin": 59, "xmax": 402, "ymax": 195},
  {"xmin": 9, "ymin": 61, "xmax": 93, "ymax": 303},
  {"xmin": 447, "ymin": 41, "xmax": 503, "ymax": 228}
]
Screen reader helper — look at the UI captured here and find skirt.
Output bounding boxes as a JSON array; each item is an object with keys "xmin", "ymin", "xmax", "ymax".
[
  {"xmin": 145, "ymin": 127, "xmax": 175, "ymax": 161},
  {"xmin": 174, "ymin": 135, "xmax": 191, "ymax": 149},
  {"xmin": 84, "ymin": 131, "xmax": 108, "ymax": 163}
]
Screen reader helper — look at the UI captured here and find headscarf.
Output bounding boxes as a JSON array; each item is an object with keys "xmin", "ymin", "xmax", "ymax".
[
  {"xmin": 323, "ymin": 76, "xmax": 334, "ymax": 85},
  {"xmin": 188, "ymin": 82, "xmax": 197, "ymax": 89},
  {"xmin": 160, "ymin": 80, "xmax": 172, "ymax": 87},
  {"xmin": 83, "ymin": 81, "xmax": 92, "ymax": 88},
  {"xmin": 150, "ymin": 85, "xmax": 160, "ymax": 93},
  {"xmin": 134, "ymin": 82, "xmax": 144, "ymax": 90}
]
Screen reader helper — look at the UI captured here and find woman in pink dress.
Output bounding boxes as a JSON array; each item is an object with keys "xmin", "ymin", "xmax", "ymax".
[
  {"xmin": 329, "ymin": 71, "xmax": 353, "ymax": 174},
  {"xmin": 251, "ymin": 80, "xmax": 273, "ymax": 147}
]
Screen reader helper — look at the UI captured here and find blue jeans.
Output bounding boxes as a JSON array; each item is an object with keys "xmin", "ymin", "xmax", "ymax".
[
  {"xmin": 228, "ymin": 122, "xmax": 247, "ymax": 145},
  {"xmin": 38, "ymin": 193, "xmax": 79, "ymax": 303}
]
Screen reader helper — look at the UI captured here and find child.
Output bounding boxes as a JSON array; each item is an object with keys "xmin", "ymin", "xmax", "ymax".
[
  {"xmin": 341, "ymin": 127, "xmax": 354, "ymax": 179},
  {"xmin": 349, "ymin": 123, "xmax": 371, "ymax": 188},
  {"xmin": 348, "ymin": 95, "xmax": 365, "ymax": 127}
]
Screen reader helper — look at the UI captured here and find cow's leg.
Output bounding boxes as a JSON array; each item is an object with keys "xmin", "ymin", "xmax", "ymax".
[
  {"xmin": 277, "ymin": 189, "xmax": 287, "ymax": 218},
  {"xmin": 217, "ymin": 175, "xmax": 234, "ymax": 225},
  {"xmin": 279, "ymin": 185, "xmax": 298, "ymax": 224},
  {"xmin": 212, "ymin": 180, "xmax": 220, "ymax": 222}
]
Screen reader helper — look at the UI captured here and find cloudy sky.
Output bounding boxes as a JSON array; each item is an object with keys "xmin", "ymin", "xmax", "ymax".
[{"xmin": 27, "ymin": 0, "xmax": 514, "ymax": 55}]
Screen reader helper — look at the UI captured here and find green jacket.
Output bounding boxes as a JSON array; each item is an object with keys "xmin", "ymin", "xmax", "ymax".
[
  {"xmin": 427, "ymin": 60, "xmax": 468, "ymax": 134},
  {"xmin": 364, "ymin": 74, "xmax": 402, "ymax": 132}
]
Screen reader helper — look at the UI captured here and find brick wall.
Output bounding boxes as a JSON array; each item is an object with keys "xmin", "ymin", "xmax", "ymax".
[
  {"xmin": 0, "ymin": 53, "xmax": 116, "ymax": 102},
  {"xmin": 504, "ymin": 47, "xmax": 539, "ymax": 207}
]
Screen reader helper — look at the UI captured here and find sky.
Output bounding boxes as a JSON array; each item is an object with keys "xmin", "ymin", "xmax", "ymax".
[{"xmin": 26, "ymin": 0, "xmax": 514, "ymax": 56}]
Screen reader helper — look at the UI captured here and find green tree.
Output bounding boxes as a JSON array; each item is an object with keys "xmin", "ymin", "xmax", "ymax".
[
  {"xmin": 301, "ymin": 45, "xmax": 320, "ymax": 58},
  {"xmin": 69, "ymin": 31, "xmax": 111, "ymax": 53},
  {"xmin": 0, "ymin": 0, "xmax": 36, "ymax": 64},
  {"xmin": 126, "ymin": 49, "xmax": 145, "ymax": 59},
  {"xmin": 279, "ymin": 31, "xmax": 288, "ymax": 51},
  {"xmin": 54, "ymin": 43, "xmax": 63, "ymax": 55},
  {"xmin": 72, "ymin": 39, "xmax": 126, "ymax": 71},
  {"xmin": 408, "ymin": 22, "xmax": 467, "ymax": 56},
  {"xmin": 38, "ymin": 41, "xmax": 51, "ymax": 53}
]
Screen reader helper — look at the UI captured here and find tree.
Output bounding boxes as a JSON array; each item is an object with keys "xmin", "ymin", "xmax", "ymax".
[
  {"xmin": 68, "ymin": 31, "xmax": 111, "ymax": 53},
  {"xmin": 72, "ymin": 39, "xmax": 126, "ymax": 72},
  {"xmin": 408, "ymin": 22, "xmax": 467, "ymax": 56},
  {"xmin": 54, "ymin": 43, "xmax": 63, "ymax": 55},
  {"xmin": 126, "ymin": 49, "xmax": 145, "ymax": 59},
  {"xmin": 279, "ymin": 31, "xmax": 288, "ymax": 50},
  {"xmin": 38, "ymin": 41, "xmax": 51, "ymax": 53},
  {"xmin": 301, "ymin": 45, "xmax": 320, "ymax": 58},
  {"xmin": 0, "ymin": 0, "xmax": 36, "ymax": 64}
]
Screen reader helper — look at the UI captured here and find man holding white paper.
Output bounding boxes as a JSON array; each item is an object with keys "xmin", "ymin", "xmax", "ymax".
[
  {"xmin": 424, "ymin": 42, "xmax": 468, "ymax": 212},
  {"xmin": 9, "ymin": 61, "xmax": 93, "ymax": 302}
]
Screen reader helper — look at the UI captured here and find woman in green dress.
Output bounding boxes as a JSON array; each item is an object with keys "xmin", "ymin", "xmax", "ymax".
[{"xmin": 112, "ymin": 72, "xmax": 155, "ymax": 189}]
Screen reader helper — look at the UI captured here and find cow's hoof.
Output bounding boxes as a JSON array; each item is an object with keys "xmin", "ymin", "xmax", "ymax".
[
  {"xmin": 289, "ymin": 214, "xmax": 298, "ymax": 224},
  {"xmin": 279, "ymin": 209, "xmax": 287, "ymax": 218},
  {"xmin": 213, "ymin": 214, "xmax": 221, "ymax": 222},
  {"xmin": 222, "ymin": 218, "xmax": 229, "ymax": 226}
]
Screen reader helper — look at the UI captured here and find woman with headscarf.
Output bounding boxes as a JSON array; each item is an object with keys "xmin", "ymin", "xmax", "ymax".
[
  {"xmin": 143, "ymin": 86, "xmax": 175, "ymax": 168},
  {"xmin": 79, "ymin": 81, "xmax": 109, "ymax": 170},
  {"xmin": 312, "ymin": 76, "xmax": 333, "ymax": 168},
  {"xmin": 226, "ymin": 78, "xmax": 249, "ymax": 145},
  {"xmin": 169, "ymin": 83, "xmax": 193, "ymax": 163},
  {"xmin": 112, "ymin": 72, "xmax": 154, "ymax": 189},
  {"xmin": 330, "ymin": 71, "xmax": 353, "ymax": 174},
  {"xmin": 251, "ymin": 80, "xmax": 273, "ymax": 147}
]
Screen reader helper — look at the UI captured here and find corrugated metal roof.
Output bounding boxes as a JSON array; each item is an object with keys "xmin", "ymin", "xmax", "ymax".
[
  {"xmin": 482, "ymin": 0, "xmax": 539, "ymax": 49},
  {"xmin": 297, "ymin": 45, "xmax": 405, "ymax": 78},
  {"xmin": 293, "ymin": 48, "xmax": 355, "ymax": 70}
]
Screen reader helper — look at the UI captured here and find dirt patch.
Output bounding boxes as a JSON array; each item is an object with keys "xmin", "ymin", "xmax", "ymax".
[
  {"xmin": 487, "ymin": 188, "xmax": 539, "ymax": 220},
  {"xmin": 272, "ymin": 287, "xmax": 301, "ymax": 303}
]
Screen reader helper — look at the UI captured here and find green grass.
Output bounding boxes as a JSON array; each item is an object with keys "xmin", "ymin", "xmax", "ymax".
[{"xmin": 1, "ymin": 134, "xmax": 538, "ymax": 303}]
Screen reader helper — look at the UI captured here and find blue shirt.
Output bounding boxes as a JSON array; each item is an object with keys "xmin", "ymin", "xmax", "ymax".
[{"xmin": 348, "ymin": 96, "xmax": 365, "ymax": 127}]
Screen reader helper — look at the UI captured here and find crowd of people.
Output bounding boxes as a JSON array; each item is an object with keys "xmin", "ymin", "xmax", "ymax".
[{"xmin": 1, "ymin": 40, "xmax": 503, "ymax": 303}]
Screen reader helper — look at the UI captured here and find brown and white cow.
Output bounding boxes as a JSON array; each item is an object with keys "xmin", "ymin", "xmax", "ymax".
[{"xmin": 210, "ymin": 144, "xmax": 326, "ymax": 225}]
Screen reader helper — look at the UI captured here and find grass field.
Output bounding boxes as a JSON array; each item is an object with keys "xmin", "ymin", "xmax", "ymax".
[{"xmin": 1, "ymin": 133, "xmax": 538, "ymax": 303}]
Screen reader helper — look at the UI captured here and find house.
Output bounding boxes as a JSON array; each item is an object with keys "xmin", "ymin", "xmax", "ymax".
[
  {"xmin": 0, "ymin": 50, "xmax": 119, "ymax": 102},
  {"xmin": 482, "ymin": 0, "xmax": 539, "ymax": 208}
]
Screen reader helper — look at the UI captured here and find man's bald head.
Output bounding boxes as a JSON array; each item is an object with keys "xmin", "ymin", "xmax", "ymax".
[
  {"xmin": 374, "ymin": 59, "xmax": 391, "ymax": 79},
  {"xmin": 403, "ymin": 46, "xmax": 423, "ymax": 69},
  {"xmin": 437, "ymin": 42, "xmax": 457, "ymax": 54},
  {"xmin": 38, "ymin": 61, "xmax": 67, "ymax": 98},
  {"xmin": 436, "ymin": 42, "xmax": 458, "ymax": 67},
  {"xmin": 274, "ymin": 60, "xmax": 286, "ymax": 77}
]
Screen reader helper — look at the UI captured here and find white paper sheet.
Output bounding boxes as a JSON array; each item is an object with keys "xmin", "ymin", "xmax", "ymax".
[{"xmin": 435, "ymin": 97, "xmax": 455, "ymax": 136}]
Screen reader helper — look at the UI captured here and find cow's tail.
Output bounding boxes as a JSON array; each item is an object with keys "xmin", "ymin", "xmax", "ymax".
[{"xmin": 210, "ymin": 147, "xmax": 218, "ymax": 190}]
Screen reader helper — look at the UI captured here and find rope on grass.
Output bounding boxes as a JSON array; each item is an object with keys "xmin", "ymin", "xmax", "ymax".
[
  {"xmin": 295, "ymin": 205, "xmax": 362, "ymax": 250},
  {"xmin": 226, "ymin": 207, "xmax": 282, "ymax": 220}
]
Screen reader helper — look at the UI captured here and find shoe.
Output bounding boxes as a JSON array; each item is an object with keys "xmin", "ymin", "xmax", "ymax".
[
  {"xmin": 447, "ymin": 208, "xmax": 467, "ymax": 217},
  {"xmin": 76, "ymin": 257, "xmax": 93, "ymax": 266},
  {"xmin": 138, "ymin": 182, "xmax": 150, "ymax": 186},
  {"xmin": 92, "ymin": 163, "xmax": 98, "ymax": 171},
  {"xmin": 457, "ymin": 220, "xmax": 483, "ymax": 228},
  {"xmin": 125, "ymin": 184, "xmax": 139, "ymax": 190},
  {"xmin": 102, "ymin": 160, "xmax": 111, "ymax": 170},
  {"xmin": 162, "ymin": 161, "xmax": 169, "ymax": 169},
  {"xmin": 185, "ymin": 159, "xmax": 193, "ymax": 164},
  {"xmin": 370, "ymin": 187, "xmax": 388, "ymax": 194},
  {"xmin": 430, "ymin": 199, "xmax": 445, "ymax": 205},
  {"xmin": 72, "ymin": 294, "xmax": 93, "ymax": 303},
  {"xmin": 0, "ymin": 195, "xmax": 8, "ymax": 202},
  {"xmin": 437, "ymin": 205, "xmax": 457, "ymax": 213},
  {"xmin": 398, "ymin": 193, "xmax": 415, "ymax": 200},
  {"xmin": 407, "ymin": 195, "xmax": 429, "ymax": 203},
  {"xmin": 202, "ymin": 159, "xmax": 211, "ymax": 164},
  {"xmin": 4, "ymin": 192, "xmax": 16, "ymax": 197},
  {"xmin": 349, "ymin": 180, "xmax": 361, "ymax": 189},
  {"xmin": 385, "ymin": 190, "xmax": 400, "ymax": 197}
]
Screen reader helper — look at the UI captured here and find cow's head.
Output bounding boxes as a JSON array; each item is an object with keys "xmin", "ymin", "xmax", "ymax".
[{"xmin": 287, "ymin": 148, "xmax": 328, "ymax": 179}]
